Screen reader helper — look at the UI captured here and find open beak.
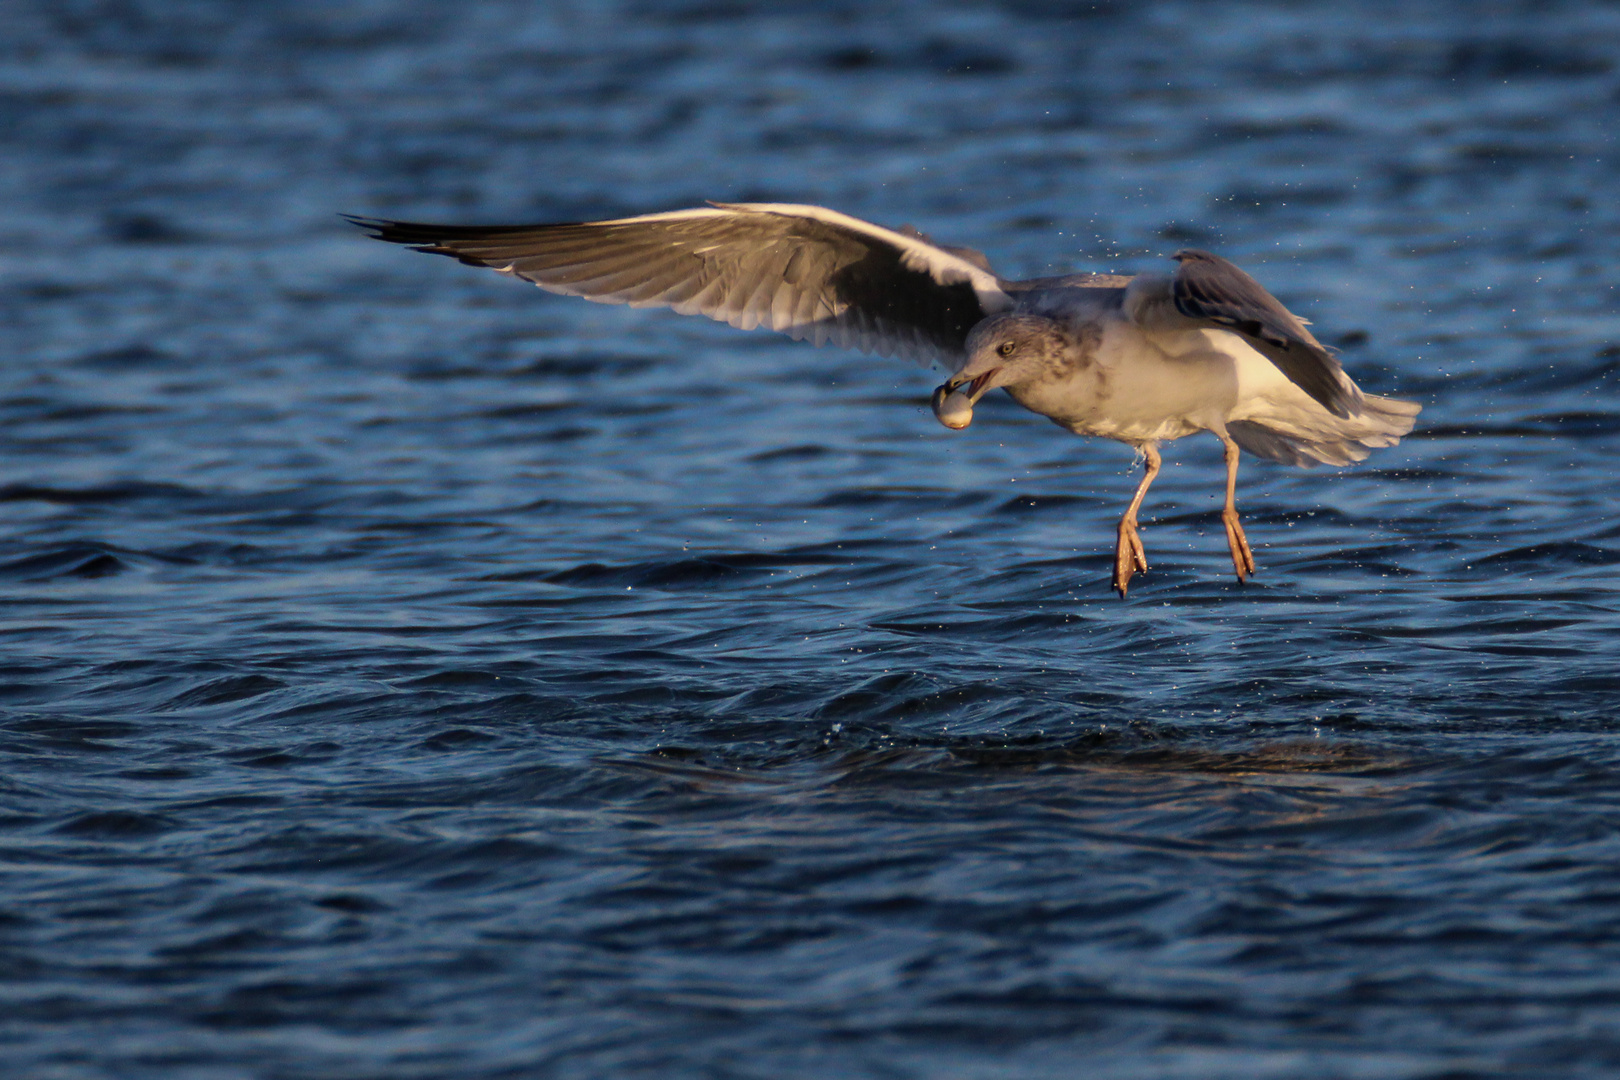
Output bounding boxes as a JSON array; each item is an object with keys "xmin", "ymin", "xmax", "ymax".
[{"xmin": 945, "ymin": 367, "xmax": 1001, "ymax": 404}]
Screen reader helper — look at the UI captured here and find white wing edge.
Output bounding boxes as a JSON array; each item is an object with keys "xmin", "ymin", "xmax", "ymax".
[{"xmin": 590, "ymin": 201, "xmax": 1015, "ymax": 316}]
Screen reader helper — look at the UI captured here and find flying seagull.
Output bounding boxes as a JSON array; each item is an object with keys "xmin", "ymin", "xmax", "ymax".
[{"xmin": 347, "ymin": 202, "xmax": 1418, "ymax": 597}]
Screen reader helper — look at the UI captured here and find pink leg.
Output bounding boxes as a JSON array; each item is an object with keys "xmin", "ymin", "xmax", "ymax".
[
  {"xmin": 1219, "ymin": 433, "xmax": 1256, "ymax": 582},
  {"xmin": 1112, "ymin": 445, "xmax": 1161, "ymax": 598}
]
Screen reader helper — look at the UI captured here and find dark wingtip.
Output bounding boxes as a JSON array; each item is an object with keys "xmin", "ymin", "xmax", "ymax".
[
  {"xmin": 341, "ymin": 213, "xmax": 404, "ymax": 241},
  {"xmin": 1171, "ymin": 248, "xmax": 1219, "ymax": 263},
  {"xmin": 338, "ymin": 216, "xmax": 494, "ymax": 260},
  {"xmin": 338, "ymin": 216, "xmax": 581, "ymax": 249}
]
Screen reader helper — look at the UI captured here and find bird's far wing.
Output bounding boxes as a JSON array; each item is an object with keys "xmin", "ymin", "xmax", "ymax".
[
  {"xmin": 1158, "ymin": 249, "xmax": 1362, "ymax": 418},
  {"xmin": 346, "ymin": 203, "xmax": 1013, "ymax": 368},
  {"xmin": 1002, "ymin": 271, "xmax": 1135, "ymax": 293}
]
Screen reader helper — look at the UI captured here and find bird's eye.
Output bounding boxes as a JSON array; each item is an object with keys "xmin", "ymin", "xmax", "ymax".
[{"xmin": 997, "ymin": 341, "xmax": 1016, "ymax": 357}]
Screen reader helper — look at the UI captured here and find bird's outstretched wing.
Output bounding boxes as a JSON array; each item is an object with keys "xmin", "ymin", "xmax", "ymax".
[
  {"xmin": 1165, "ymin": 249, "xmax": 1361, "ymax": 417},
  {"xmin": 346, "ymin": 203, "xmax": 1013, "ymax": 368}
]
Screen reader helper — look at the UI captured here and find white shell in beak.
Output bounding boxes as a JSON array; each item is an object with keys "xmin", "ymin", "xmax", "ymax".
[{"xmin": 931, "ymin": 384, "xmax": 974, "ymax": 430}]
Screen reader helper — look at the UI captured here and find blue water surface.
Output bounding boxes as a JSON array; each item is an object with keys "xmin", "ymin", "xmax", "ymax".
[{"xmin": 3, "ymin": 2, "xmax": 1620, "ymax": 1077}]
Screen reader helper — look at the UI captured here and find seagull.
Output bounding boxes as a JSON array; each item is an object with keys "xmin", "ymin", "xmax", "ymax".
[{"xmin": 347, "ymin": 202, "xmax": 1419, "ymax": 597}]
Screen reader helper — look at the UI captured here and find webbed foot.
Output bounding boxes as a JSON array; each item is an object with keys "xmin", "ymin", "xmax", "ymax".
[
  {"xmin": 1112, "ymin": 516, "xmax": 1148, "ymax": 598},
  {"xmin": 1222, "ymin": 507, "xmax": 1256, "ymax": 583}
]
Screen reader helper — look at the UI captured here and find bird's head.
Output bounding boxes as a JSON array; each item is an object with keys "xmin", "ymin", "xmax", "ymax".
[{"xmin": 944, "ymin": 314, "xmax": 1073, "ymax": 404}]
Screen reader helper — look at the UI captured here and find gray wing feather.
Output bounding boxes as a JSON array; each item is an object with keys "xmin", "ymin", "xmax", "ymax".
[
  {"xmin": 1170, "ymin": 249, "xmax": 1362, "ymax": 417},
  {"xmin": 346, "ymin": 206, "xmax": 1007, "ymax": 367}
]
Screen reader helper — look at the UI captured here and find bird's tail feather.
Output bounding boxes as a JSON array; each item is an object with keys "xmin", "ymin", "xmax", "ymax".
[{"xmin": 1228, "ymin": 393, "xmax": 1420, "ymax": 468}]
